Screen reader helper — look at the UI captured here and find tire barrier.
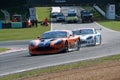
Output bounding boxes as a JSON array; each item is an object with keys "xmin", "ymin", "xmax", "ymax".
[
  {"xmin": 0, "ymin": 22, "xmax": 30, "ymax": 29},
  {"xmin": 0, "ymin": 21, "xmax": 2, "ymax": 29}
]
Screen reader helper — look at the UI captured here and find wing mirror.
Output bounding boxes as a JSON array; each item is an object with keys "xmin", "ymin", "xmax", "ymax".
[{"xmin": 67, "ymin": 34, "xmax": 72, "ymax": 38}]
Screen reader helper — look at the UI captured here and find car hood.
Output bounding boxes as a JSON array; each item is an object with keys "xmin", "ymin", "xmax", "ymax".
[
  {"xmin": 79, "ymin": 34, "xmax": 94, "ymax": 40},
  {"xmin": 39, "ymin": 38, "xmax": 63, "ymax": 46},
  {"xmin": 57, "ymin": 16, "xmax": 65, "ymax": 18},
  {"xmin": 40, "ymin": 38, "xmax": 55, "ymax": 43},
  {"xmin": 67, "ymin": 16, "xmax": 78, "ymax": 19}
]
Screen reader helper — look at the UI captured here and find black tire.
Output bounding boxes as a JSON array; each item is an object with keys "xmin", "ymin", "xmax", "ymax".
[
  {"xmin": 75, "ymin": 21, "xmax": 78, "ymax": 23},
  {"xmin": 82, "ymin": 20, "xmax": 84, "ymax": 23},
  {"xmin": 90, "ymin": 19, "xmax": 93, "ymax": 23},
  {"xmin": 99, "ymin": 35, "xmax": 102, "ymax": 45},
  {"xmin": 93, "ymin": 37, "xmax": 96, "ymax": 46},
  {"xmin": 64, "ymin": 42, "xmax": 69, "ymax": 53},
  {"xmin": 29, "ymin": 51, "xmax": 35, "ymax": 56},
  {"xmin": 76, "ymin": 40, "xmax": 80, "ymax": 51}
]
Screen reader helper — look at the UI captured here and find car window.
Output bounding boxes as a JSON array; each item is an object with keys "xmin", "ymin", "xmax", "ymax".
[
  {"xmin": 41, "ymin": 31, "xmax": 67, "ymax": 39},
  {"xmin": 73, "ymin": 29, "xmax": 94, "ymax": 35},
  {"xmin": 80, "ymin": 29, "xmax": 94, "ymax": 34},
  {"xmin": 68, "ymin": 9, "xmax": 77, "ymax": 16},
  {"xmin": 68, "ymin": 13, "xmax": 76, "ymax": 16},
  {"xmin": 51, "ymin": 12, "xmax": 58, "ymax": 18},
  {"xmin": 57, "ymin": 13, "xmax": 64, "ymax": 17},
  {"xmin": 73, "ymin": 30, "xmax": 80, "ymax": 35}
]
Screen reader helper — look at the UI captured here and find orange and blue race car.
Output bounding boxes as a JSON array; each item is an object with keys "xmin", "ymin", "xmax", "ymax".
[{"xmin": 28, "ymin": 30, "xmax": 80, "ymax": 56}]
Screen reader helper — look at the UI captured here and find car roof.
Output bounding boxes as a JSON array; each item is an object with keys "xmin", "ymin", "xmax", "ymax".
[
  {"xmin": 80, "ymin": 28, "xmax": 95, "ymax": 30},
  {"xmin": 68, "ymin": 9, "xmax": 77, "ymax": 13},
  {"xmin": 51, "ymin": 7, "xmax": 61, "ymax": 13},
  {"xmin": 81, "ymin": 10, "xmax": 92, "ymax": 13},
  {"xmin": 73, "ymin": 28, "xmax": 95, "ymax": 31},
  {"xmin": 44, "ymin": 30, "xmax": 72, "ymax": 33}
]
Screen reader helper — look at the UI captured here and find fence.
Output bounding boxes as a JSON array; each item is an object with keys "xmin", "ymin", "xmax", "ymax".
[{"xmin": 1, "ymin": 22, "xmax": 28, "ymax": 29}]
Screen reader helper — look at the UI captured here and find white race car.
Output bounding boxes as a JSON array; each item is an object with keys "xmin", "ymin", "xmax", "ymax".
[{"xmin": 73, "ymin": 28, "xmax": 102, "ymax": 46}]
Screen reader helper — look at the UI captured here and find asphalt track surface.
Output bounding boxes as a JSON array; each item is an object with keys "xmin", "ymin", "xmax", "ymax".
[{"xmin": 0, "ymin": 7, "xmax": 120, "ymax": 76}]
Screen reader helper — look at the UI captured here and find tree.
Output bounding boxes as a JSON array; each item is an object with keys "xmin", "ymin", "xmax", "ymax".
[{"xmin": 0, "ymin": 0, "xmax": 27, "ymax": 9}]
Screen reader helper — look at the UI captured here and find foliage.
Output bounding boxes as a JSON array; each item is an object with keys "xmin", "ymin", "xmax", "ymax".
[
  {"xmin": 0, "ymin": 26, "xmax": 50, "ymax": 41},
  {"xmin": 98, "ymin": 20, "xmax": 120, "ymax": 31}
]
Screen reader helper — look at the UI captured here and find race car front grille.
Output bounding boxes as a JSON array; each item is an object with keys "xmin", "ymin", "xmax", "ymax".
[{"xmin": 37, "ymin": 47, "xmax": 53, "ymax": 51}]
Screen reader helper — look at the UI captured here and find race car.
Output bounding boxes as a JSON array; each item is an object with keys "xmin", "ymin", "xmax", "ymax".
[
  {"xmin": 66, "ymin": 9, "xmax": 79, "ymax": 23},
  {"xmin": 56, "ymin": 12, "xmax": 65, "ymax": 22},
  {"xmin": 29, "ymin": 30, "xmax": 80, "ymax": 56},
  {"xmin": 73, "ymin": 28, "xmax": 102, "ymax": 46},
  {"xmin": 81, "ymin": 10, "xmax": 93, "ymax": 23}
]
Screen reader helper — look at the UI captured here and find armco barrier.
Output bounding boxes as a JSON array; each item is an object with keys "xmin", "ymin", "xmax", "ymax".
[
  {"xmin": 11, "ymin": 22, "xmax": 22, "ymax": 28},
  {"xmin": 0, "ymin": 21, "xmax": 2, "ymax": 29},
  {"xmin": 2, "ymin": 23, "xmax": 11, "ymax": 29},
  {"xmin": 1, "ymin": 22, "xmax": 28, "ymax": 29},
  {"xmin": 22, "ymin": 22, "xmax": 27, "ymax": 28}
]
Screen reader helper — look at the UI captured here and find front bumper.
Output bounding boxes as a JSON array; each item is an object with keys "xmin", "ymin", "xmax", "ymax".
[
  {"xmin": 29, "ymin": 44, "xmax": 65, "ymax": 55},
  {"xmin": 80, "ymin": 39, "xmax": 95, "ymax": 47}
]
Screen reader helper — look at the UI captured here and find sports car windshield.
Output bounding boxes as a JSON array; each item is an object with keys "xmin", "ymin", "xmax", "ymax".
[
  {"xmin": 73, "ymin": 29, "xmax": 94, "ymax": 35},
  {"xmin": 41, "ymin": 31, "xmax": 67, "ymax": 39},
  {"xmin": 57, "ymin": 13, "xmax": 64, "ymax": 17},
  {"xmin": 68, "ymin": 13, "xmax": 77, "ymax": 16}
]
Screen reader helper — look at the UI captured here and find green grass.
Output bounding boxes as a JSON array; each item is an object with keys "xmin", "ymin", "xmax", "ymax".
[
  {"xmin": 36, "ymin": 7, "xmax": 51, "ymax": 21},
  {"xmin": 81, "ymin": 6, "xmax": 105, "ymax": 20},
  {"xmin": 0, "ymin": 26, "xmax": 50, "ymax": 41},
  {"xmin": 98, "ymin": 20, "xmax": 120, "ymax": 31},
  {"xmin": 0, "ymin": 48, "xmax": 10, "ymax": 53},
  {"xmin": 0, "ymin": 54, "xmax": 120, "ymax": 80},
  {"xmin": 82, "ymin": 6, "xmax": 120, "ymax": 31},
  {"xmin": 0, "ymin": 7, "xmax": 120, "ymax": 80},
  {"xmin": 0, "ymin": 7, "xmax": 120, "ymax": 41},
  {"xmin": 0, "ymin": 7, "xmax": 51, "ymax": 41}
]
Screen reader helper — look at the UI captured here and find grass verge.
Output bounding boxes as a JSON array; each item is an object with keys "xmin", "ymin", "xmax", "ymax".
[
  {"xmin": 0, "ymin": 7, "xmax": 120, "ymax": 41},
  {"xmin": 0, "ymin": 7, "xmax": 51, "ymax": 41},
  {"xmin": 82, "ymin": 6, "xmax": 120, "ymax": 31},
  {"xmin": 97, "ymin": 20, "xmax": 120, "ymax": 31},
  {"xmin": 0, "ymin": 26, "xmax": 50, "ymax": 41},
  {"xmin": 36, "ymin": 7, "xmax": 51, "ymax": 21},
  {"xmin": 0, "ymin": 48, "xmax": 10, "ymax": 53},
  {"xmin": 0, "ymin": 54, "xmax": 120, "ymax": 80}
]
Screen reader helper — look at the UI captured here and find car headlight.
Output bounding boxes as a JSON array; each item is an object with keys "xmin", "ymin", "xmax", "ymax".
[
  {"xmin": 87, "ymin": 36, "xmax": 93, "ymax": 40},
  {"xmin": 29, "ymin": 41, "xmax": 36, "ymax": 46},
  {"xmin": 55, "ymin": 40, "xmax": 63, "ymax": 45}
]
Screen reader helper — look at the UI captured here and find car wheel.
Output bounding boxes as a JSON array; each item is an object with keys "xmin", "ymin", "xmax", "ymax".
[
  {"xmin": 29, "ymin": 51, "xmax": 35, "ymax": 56},
  {"xmin": 93, "ymin": 37, "xmax": 96, "ymax": 46},
  {"xmin": 76, "ymin": 40, "xmax": 80, "ymax": 51},
  {"xmin": 64, "ymin": 42, "xmax": 69, "ymax": 53},
  {"xmin": 99, "ymin": 35, "xmax": 102, "ymax": 45},
  {"xmin": 76, "ymin": 21, "xmax": 78, "ymax": 23},
  {"xmin": 91, "ymin": 19, "xmax": 93, "ymax": 22},
  {"xmin": 82, "ymin": 20, "xmax": 84, "ymax": 23}
]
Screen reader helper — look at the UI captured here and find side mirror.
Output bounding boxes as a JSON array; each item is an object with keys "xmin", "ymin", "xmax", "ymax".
[{"xmin": 67, "ymin": 34, "xmax": 72, "ymax": 38}]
